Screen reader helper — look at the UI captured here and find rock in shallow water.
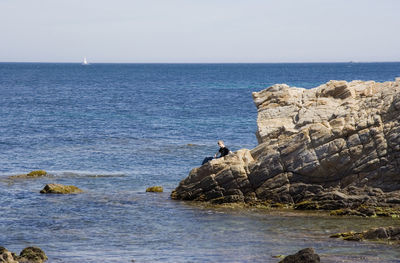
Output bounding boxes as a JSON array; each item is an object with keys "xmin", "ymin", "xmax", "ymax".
[
  {"xmin": 18, "ymin": 247, "xmax": 48, "ymax": 263},
  {"xmin": 172, "ymin": 79, "xmax": 400, "ymax": 215},
  {"xmin": 330, "ymin": 226, "xmax": 400, "ymax": 242},
  {"xmin": 146, "ymin": 186, "xmax": 163, "ymax": 192},
  {"xmin": 0, "ymin": 246, "xmax": 47, "ymax": 263},
  {"xmin": 279, "ymin": 248, "xmax": 320, "ymax": 263},
  {"xmin": 40, "ymin": 183, "xmax": 83, "ymax": 194},
  {"xmin": 8, "ymin": 170, "xmax": 50, "ymax": 180}
]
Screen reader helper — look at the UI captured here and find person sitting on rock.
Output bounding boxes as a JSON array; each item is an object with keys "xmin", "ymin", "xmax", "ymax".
[{"xmin": 202, "ymin": 140, "xmax": 232, "ymax": 165}]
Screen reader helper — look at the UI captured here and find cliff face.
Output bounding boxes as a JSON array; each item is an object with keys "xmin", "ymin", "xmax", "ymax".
[{"xmin": 172, "ymin": 78, "xmax": 400, "ymax": 212}]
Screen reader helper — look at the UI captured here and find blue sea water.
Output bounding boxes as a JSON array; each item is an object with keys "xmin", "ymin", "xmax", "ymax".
[{"xmin": 1, "ymin": 62, "xmax": 400, "ymax": 262}]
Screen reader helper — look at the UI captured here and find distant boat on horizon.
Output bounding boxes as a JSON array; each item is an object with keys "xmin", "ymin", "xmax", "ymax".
[{"xmin": 82, "ymin": 57, "xmax": 89, "ymax": 65}]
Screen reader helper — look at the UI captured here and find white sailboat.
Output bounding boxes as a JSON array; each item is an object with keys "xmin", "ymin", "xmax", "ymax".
[{"xmin": 82, "ymin": 57, "xmax": 89, "ymax": 65}]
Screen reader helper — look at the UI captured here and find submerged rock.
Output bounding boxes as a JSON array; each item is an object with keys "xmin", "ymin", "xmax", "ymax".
[
  {"xmin": 278, "ymin": 248, "xmax": 320, "ymax": 263},
  {"xmin": 146, "ymin": 186, "xmax": 163, "ymax": 192},
  {"xmin": 26, "ymin": 170, "xmax": 47, "ymax": 177},
  {"xmin": 330, "ymin": 226, "xmax": 400, "ymax": 242},
  {"xmin": 0, "ymin": 247, "xmax": 47, "ymax": 263},
  {"xmin": 9, "ymin": 170, "xmax": 49, "ymax": 179},
  {"xmin": 172, "ymin": 79, "xmax": 400, "ymax": 214},
  {"xmin": 40, "ymin": 183, "xmax": 83, "ymax": 194}
]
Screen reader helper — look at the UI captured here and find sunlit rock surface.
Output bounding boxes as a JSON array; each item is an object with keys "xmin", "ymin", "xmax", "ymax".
[{"xmin": 172, "ymin": 78, "xmax": 400, "ymax": 213}]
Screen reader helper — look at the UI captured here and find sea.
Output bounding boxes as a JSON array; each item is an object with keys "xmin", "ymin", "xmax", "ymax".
[{"xmin": 1, "ymin": 62, "xmax": 400, "ymax": 262}]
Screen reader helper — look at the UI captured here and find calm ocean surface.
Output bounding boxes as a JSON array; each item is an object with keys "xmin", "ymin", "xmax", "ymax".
[{"xmin": 1, "ymin": 63, "xmax": 400, "ymax": 262}]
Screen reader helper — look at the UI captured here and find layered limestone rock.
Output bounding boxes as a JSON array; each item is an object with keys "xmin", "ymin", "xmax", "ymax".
[
  {"xmin": 171, "ymin": 149, "xmax": 255, "ymax": 203},
  {"xmin": 172, "ymin": 79, "xmax": 400, "ymax": 213}
]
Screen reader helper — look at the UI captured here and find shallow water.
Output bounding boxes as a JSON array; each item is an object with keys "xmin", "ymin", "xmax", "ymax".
[
  {"xmin": 3, "ymin": 175, "xmax": 400, "ymax": 263},
  {"xmin": 1, "ymin": 63, "xmax": 400, "ymax": 262}
]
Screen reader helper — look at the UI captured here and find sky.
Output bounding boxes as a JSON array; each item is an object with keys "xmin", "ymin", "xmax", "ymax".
[{"xmin": 0, "ymin": 0, "xmax": 399, "ymax": 63}]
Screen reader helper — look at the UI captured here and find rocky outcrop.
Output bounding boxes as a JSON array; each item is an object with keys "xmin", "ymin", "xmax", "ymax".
[
  {"xmin": 172, "ymin": 79, "xmax": 400, "ymax": 214},
  {"xmin": 278, "ymin": 248, "xmax": 320, "ymax": 263},
  {"xmin": 171, "ymin": 149, "xmax": 255, "ymax": 203},
  {"xmin": 40, "ymin": 184, "xmax": 83, "ymax": 194},
  {"xmin": 330, "ymin": 226, "xmax": 400, "ymax": 242},
  {"xmin": 0, "ymin": 247, "xmax": 47, "ymax": 263}
]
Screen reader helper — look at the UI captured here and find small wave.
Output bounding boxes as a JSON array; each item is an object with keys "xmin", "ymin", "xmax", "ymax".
[{"xmin": 0, "ymin": 170, "xmax": 127, "ymax": 179}]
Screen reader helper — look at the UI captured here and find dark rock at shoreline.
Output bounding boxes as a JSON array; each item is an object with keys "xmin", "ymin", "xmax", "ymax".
[
  {"xmin": 330, "ymin": 226, "xmax": 400, "ymax": 242},
  {"xmin": 172, "ymin": 79, "xmax": 400, "ymax": 216},
  {"xmin": 40, "ymin": 183, "xmax": 83, "ymax": 194},
  {"xmin": 0, "ymin": 247, "xmax": 47, "ymax": 263},
  {"xmin": 278, "ymin": 248, "xmax": 320, "ymax": 263}
]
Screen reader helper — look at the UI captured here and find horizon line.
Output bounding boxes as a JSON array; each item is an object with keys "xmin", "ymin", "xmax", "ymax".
[{"xmin": 1, "ymin": 60, "xmax": 400, "ymax": 64}]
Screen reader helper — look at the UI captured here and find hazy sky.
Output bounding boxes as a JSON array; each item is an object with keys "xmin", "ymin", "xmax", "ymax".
[{"xmin": 0, "ymin": 0, "xmax": 399, "ymax": 63}]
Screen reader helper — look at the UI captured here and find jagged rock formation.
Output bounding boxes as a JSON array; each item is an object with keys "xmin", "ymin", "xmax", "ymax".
[{"xmin": 172, "ymin": 78, "xmax": 400, "ymax": 213}]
